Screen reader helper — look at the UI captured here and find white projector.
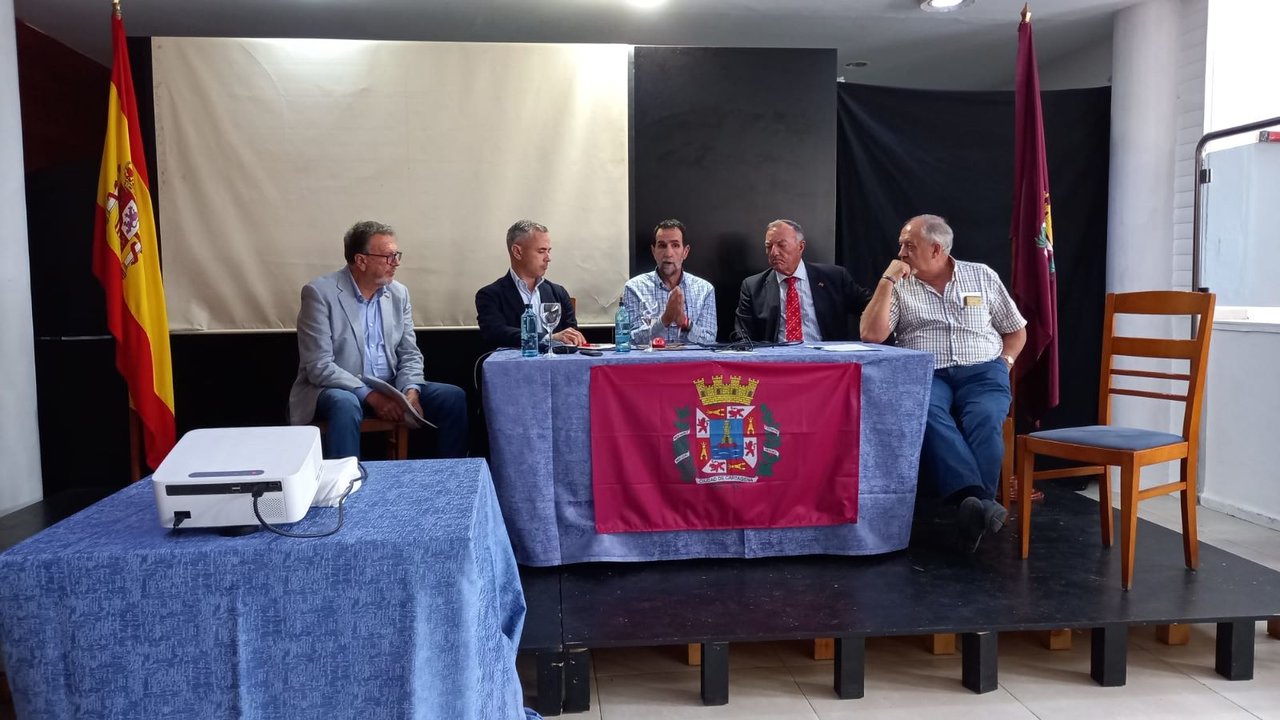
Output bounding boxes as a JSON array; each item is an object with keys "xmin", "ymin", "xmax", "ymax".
[{"xmin": 153, "ymin": 426, "xmax": 323, "ymax": 530}]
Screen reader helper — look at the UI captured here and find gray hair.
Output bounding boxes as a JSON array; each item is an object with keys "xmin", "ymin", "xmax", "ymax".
[
  {"xmin": 343, "ymin": 220, "xmax": 395, "ymax": 265},
  {"xmin": 766, "ymin": 218, "xmax": 805, "ymax": 242},
  {"xmin": 506, "ymin": 220, "xmax": 549, "ymax": 251},
  {"xmin": 915, "ymin": 214, "xmax": 954, "ymax": 254}
]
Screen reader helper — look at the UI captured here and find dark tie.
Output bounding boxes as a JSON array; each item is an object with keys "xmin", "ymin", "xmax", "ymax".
[{"xmin": 784, "ymin": 276, "xmax": 803, "ymax": 342}]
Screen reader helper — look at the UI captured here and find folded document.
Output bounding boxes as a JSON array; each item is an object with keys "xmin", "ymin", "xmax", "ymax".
[{"xmin": 361, "ymin": 376, "xmax": 436, "ymax": 429}]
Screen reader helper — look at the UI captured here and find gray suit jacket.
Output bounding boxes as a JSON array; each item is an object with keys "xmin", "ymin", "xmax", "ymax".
[{"xmin": 288, "ymin": 268, "xmax": 426, "ymax": 425}]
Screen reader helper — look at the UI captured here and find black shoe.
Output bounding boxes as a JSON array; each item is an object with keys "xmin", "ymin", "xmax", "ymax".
[
  {"xmin": 957, "ymin": 496, "xmax": 987, "ymax": 552},
  {"xmin": 981, "ymin": 498, "xmax": 1009, "ymax": 535}
]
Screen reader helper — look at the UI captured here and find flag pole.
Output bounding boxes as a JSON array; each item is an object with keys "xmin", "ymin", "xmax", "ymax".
[
  {"xmin": 1011, "ymin": 0, "xmax": 1029, "ymax": 420},
  {"xmin": 114, "ymin": 0, "xmax": 141, "ymax": 481},
  {"xmin": 1006, "ymin": 4, "xmax": 1026, "ymax": 506},
  {"xmin": 130, "ymin": 409, "xmax": 143, "ymax": 481}
]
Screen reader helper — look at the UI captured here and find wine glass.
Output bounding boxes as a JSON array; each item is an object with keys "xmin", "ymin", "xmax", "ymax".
[
  {"xmin": 638, "ymin": 301, "xmax": 658, "ymax": 349},
  {"xmin": 540, "ymin": 302, "xmax": 562, "ymax": 356}
]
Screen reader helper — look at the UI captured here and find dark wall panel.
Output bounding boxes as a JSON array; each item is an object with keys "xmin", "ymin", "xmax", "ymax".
[
  {"xmin": 15, "ymin": 22, "xmax": 108, "ymax": 174},
  {"xmin": 633, "ymin": 47, "xmax": 837, "ymax": 341},
  {"xmin": 836, "ymin": 82, "xmax": 1112, "ymax": 433}
]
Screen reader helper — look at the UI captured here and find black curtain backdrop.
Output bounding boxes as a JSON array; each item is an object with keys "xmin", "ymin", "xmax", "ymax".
[
  {"xmin": 633, "ymin": 47, "xmax": 837, "ymax": 341},
  {"xmin": 836, "ymin": 82, "xmax": 1111, "ymax": 433}
]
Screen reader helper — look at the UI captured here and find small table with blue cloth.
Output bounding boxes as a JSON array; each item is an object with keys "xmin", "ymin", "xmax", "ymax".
[
  {"xmin": 0, "ymin": 459, "xmax": 527, "ymax": 720},
  {"xmin": 482, "ymin": 345, "xmax": 935, "ymax": 566}
]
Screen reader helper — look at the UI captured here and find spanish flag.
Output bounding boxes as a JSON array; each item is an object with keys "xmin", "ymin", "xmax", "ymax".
[{"xmin": 93, "ymin": 4, "xmax": 176, "ymax": 470}]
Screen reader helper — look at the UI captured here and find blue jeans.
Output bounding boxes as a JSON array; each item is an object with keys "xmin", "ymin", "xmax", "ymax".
[
  {"xmin": 919, "ymin": 359, "xmax": 1011, "ymax": 501},
  {"xmin": 314, "ymin": 383, "xmax": 469, "ymax": 460}
]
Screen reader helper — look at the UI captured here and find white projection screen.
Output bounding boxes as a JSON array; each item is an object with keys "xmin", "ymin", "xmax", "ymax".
[{"xmin": 152, "ymin": 38, "xmax": 631, "ymax": 331}]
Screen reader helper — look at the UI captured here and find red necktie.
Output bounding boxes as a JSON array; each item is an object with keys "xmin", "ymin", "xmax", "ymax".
[{"xmin": 784, "ymin": 276, "xmax": 803, "ymax": 341}]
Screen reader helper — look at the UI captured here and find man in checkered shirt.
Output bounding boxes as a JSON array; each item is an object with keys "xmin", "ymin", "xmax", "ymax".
[
  {"xmin": 861, "ymin": 214, "xmax": 1028, "ymax": 550},
  {"xmin": 622, "ymin": 219, "xmax": 718, "ymax": 346}
]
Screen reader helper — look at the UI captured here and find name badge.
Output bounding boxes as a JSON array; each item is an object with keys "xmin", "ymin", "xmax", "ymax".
[{"xmin": 962, "ymin": 293, "xmax": 983, "ymax": 307}]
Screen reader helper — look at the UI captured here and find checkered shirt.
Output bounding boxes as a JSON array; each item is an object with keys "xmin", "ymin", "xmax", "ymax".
[
  {"xmin": 888, "ymin": 259, "xmax": 1026, "ymax": 369},
  {"xmin": 622, "ymin": 270, "xmax": 718, "ymax": 345}
]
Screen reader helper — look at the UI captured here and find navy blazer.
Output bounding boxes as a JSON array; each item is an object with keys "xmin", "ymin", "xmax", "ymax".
[
  {"xmin": 475, "ymin": 273, "xmax": 578, "ymax": 348},
  {"xmin": 733, "ymin": 261, "xmax": 872, "ymax": 342}
]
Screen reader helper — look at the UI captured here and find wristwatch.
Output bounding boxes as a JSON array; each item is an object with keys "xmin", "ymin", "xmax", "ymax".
[{"xmin": 1001, "ymin": 354, "xmax": 1016, "ymax": 369}]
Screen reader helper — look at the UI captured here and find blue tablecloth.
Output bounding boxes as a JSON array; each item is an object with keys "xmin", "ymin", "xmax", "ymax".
[
  {"xmin": 482, "ymin": 345, "xmax": 934, "ymax": 566},
  {"xmin": 0, "ymin": 459, "xmax": 527, "ymax": 720}
]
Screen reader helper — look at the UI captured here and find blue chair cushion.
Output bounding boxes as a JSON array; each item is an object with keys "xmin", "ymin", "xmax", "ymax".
[{"xmin": 1028, "ymin": 425, "xmax": 1184, "ymax": 451}]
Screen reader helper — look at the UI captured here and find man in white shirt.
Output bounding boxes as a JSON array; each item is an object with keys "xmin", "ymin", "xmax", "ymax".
[
  {"xmin": 861, "ymin": 214, "xmax": 1028, "ymax": 550},
  {"xmin": 475, "ymin": 219, "xmax": 588, "ymax": 349}
]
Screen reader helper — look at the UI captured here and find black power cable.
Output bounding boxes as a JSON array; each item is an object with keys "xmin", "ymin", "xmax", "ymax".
[{"xmin": 251, "ymin": 462, "xmax": 368, "ymax": 539}]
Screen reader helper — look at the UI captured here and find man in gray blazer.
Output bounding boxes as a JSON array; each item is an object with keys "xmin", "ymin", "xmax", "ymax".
[{"xmin": 289, "ymin": 220, "xmax": 467, "ymax": 459}]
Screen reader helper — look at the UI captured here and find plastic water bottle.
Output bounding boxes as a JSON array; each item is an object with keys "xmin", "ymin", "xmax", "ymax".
[
  {"xmin": 521, "ymin": 304, "xmax": 539, "ymax": 357},
  {"xmin": 614, "ymin": 303, "xmax": 632, "ymax": 353}
]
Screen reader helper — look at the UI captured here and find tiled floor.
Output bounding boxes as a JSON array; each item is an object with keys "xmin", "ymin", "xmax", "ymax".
[{"xmin": 520, "ymin": 493, "xmax": 1280, "ymax": 719}]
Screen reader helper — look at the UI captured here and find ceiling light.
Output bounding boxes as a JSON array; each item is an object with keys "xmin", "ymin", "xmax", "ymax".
[
  {"xmin": 920, "ymin": 0, "xmax": 975, "ymax": 11},
  {"xmin": 844, "ymin": 60, "xmax": 871, "ymax": 69},
  {"xmin": 628, "ymin": 0, "xmax": 668, "ymax": 8}
]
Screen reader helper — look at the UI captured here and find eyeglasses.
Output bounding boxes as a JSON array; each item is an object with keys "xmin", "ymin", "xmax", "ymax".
[{"xmin": 359, "ymin": 251, "xmax": 403, "ymax": 265}]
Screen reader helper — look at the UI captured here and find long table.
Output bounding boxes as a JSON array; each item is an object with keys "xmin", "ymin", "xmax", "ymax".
[
  {"xmin": 482, "ymin": 345, "xmax": 934, "ymax": 566},
  {"xmin": 0, "ymin": 459, "xmax": 527, "ymax": 720}
]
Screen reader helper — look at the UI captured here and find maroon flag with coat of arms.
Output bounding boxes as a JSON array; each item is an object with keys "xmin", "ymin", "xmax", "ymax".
[
  {"xmin": 589, "ymin": 361, "xmax": 861, "ymax": 533},
  {"xmin": 1010, "ymin": 5, "xmax": 1060, "ymax": 423}
]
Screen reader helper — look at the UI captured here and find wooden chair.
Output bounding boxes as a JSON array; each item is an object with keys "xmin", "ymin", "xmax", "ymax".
[
  {"xmin": 1017, "ymin": 290, "xmax": 1216, "ymax": 589},
  {"xmin": 999, "ymin": 410, "xmax": 1101, "ymax": 511},
  {"xmin": 999, "ymin": 413, "xmax": 1015, "ymax": 507},
  {"xmin": 315, "ymin": 418, "xmax": 409, "ymax": 460}
]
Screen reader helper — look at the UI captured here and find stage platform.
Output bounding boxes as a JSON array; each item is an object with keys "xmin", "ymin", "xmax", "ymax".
[{"xmin": 519, "ymin": 487, "xmax": 1280, "ymax": 715}]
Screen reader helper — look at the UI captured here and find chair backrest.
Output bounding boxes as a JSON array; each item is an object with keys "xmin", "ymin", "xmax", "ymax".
[{"xmin": 1097, "ymin": 290, "xmax": 1216, "ymax": 442}]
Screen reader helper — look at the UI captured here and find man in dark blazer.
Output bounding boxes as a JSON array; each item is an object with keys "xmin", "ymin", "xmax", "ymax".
[
  {"xmin": 734, "ymin": 219, "xmax": 873, "ymax": 342},
  {"xmin": 476, "ymin": 220, "xmax": 586, "ymax": 349}
]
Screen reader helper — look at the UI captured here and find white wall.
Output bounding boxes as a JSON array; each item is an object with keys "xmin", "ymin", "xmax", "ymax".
[
  {"xmin": 0, "ymin": 0, "xmax": 44, "ymax": 515},
  {"xmin": 1201, "ymin": 323, "xmax": 1280, "ymax": 527},
  {"xmin": 1108, "ymin": 0, "xmax": 1182, "ymax": 297},
  {"xmin": 1105, "ymin": 0, "xmax": 1192, "ymax": 487},
  {"xmin": 1172, "ymin": 0, "xmax": 1209, "ymax": 294}
]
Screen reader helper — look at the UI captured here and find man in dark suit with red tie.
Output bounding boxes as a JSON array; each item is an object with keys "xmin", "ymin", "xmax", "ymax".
[{"xmin": 734, "ymin": 219, "xmax": 873, "ymax": 342}]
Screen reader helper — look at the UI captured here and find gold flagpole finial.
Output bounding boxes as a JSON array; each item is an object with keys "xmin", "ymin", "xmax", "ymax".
[
  {"xmin": 113, "ymin": 0, "xmax": 121, "ymax": 19},
  {"xmin": 1021, "ymin": 3, "xmax": 1031, "ymax": 23}
]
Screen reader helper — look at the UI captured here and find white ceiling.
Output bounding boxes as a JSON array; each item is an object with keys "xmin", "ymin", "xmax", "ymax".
[{"xmin": 16, "ymin": 0, "xmax": 1141, "ymax": 90}]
